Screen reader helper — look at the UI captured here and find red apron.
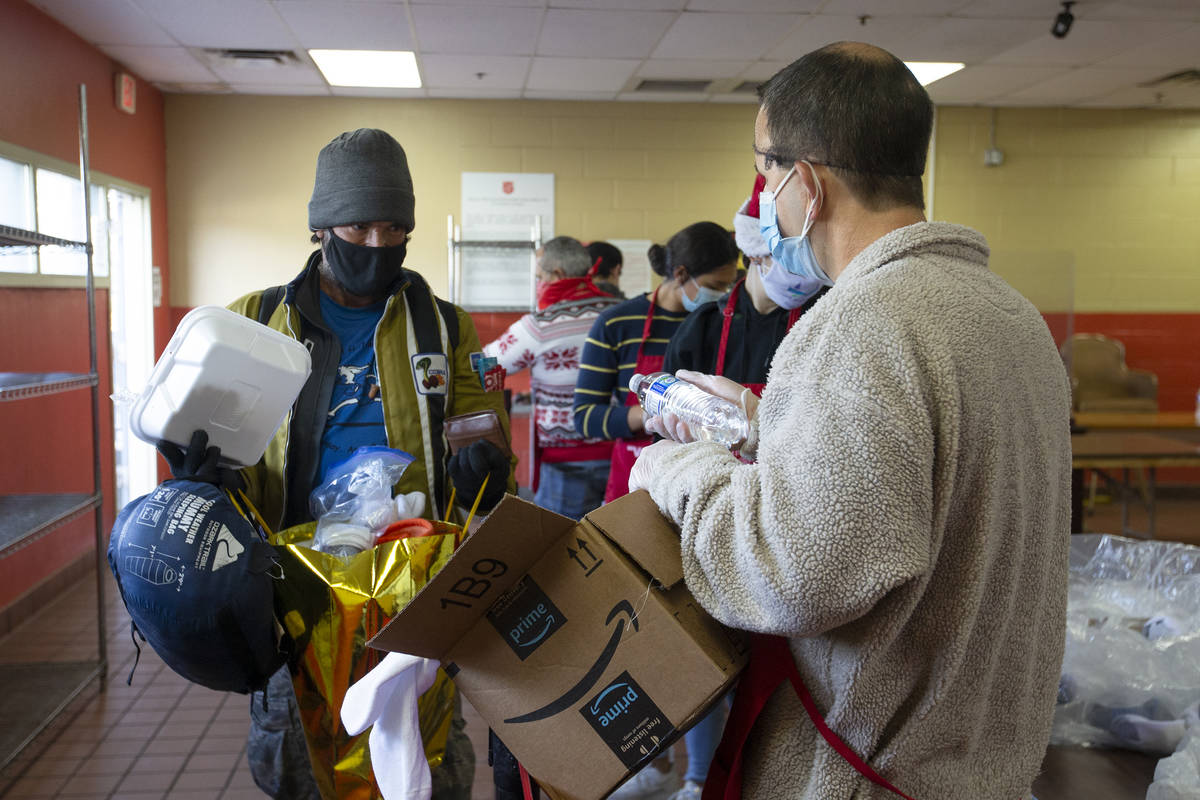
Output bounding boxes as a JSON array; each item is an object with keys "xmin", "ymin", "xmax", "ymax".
[
  {"xmin": 706, "ymin": 283, "xmax": 917, "ymax": 800},
  {"xmin": 703, "ymin": 634, "xmax": 918, "ymax": 800},
  {"xmin": 603, "ymin": 288, "xmax": 664, "ymax": 502},
  {"xmin": 714, "ymin": 277, "xmax": 803, "ymax": 398}
]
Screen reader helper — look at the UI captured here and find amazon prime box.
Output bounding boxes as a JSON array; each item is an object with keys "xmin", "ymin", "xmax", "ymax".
[{"xmin": 370, "ymin": 490, "xmax": 747, "ymax": 800}]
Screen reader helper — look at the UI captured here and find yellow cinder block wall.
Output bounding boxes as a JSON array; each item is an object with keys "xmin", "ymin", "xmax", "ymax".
[
  {"xmin": 933, "ymin": 106, "xmax": 1200, "ymax": 314},
  {"xmin": 165, "ymin": 95, "xmax": 759, "ymax": 307},
  {"xmin": 167, "ymin": 97, "xmax": 1199, "ymax": 315}
]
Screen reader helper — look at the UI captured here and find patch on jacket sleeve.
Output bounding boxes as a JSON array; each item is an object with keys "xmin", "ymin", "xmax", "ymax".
[{"xmin": 411, "ymin": 353, "xmax": 449, "ymax": 395}]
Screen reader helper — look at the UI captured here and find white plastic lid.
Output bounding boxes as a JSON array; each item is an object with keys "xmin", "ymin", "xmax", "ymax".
[{"xmin": 129, "ymin": 305, "xmax": 312, "ymax": 467}]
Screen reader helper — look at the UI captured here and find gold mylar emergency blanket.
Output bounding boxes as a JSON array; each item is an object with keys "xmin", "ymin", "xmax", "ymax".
[{"xmin": 271, "ymin": 523, "xmax": 462, "ymax": 800}]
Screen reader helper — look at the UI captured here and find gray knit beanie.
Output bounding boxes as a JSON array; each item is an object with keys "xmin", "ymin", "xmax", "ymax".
[{"xmin": 308, "ymin": 128, "xmax": 415, "ymax": 231}]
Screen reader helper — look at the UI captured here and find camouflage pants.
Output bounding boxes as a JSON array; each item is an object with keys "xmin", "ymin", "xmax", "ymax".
[{"xmin": 247, "ymin": 664, "xmax": 475, "ymax": 799}]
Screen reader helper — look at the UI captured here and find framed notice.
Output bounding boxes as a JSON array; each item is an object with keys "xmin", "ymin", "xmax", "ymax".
[{"xmin": 458, "ymin": 172, "xmax": 554, "ymax": 310}]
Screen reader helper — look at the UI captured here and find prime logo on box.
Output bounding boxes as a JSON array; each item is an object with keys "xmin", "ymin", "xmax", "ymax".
[
  {"xmin": 487, "ymin": 575, "xmax": 568, "ymax": 661},
  {"xmin": 581, "ymin": 670, "xmax": 675, "ymax": 769}
]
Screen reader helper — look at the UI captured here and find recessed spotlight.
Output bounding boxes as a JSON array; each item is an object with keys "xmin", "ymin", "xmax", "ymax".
[
  {"xmin": 308, "ymin": 49, "xmax": 421, "ymax": 88},
  {"xmin": 903, "ymin": 61, "xmax": 965, "ymax": 87}
]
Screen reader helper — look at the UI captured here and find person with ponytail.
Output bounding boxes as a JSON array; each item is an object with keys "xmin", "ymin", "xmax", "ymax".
[{"xmin": 573, "ymin": 221, "xmax": 739, "ymax": 507}]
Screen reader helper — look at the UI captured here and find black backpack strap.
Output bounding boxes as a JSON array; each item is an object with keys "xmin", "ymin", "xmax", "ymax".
[
  {"xmin": 257, "ymin": 285, "xmax": 285, "ymax": 325},
  {"xmin": 404, "ymin": 278, "xmax": 454, "ymax": 514}
]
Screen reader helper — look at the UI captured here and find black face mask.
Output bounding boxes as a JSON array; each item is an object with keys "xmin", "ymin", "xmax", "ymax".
[{"xmin": 321, "ymin": 231, "xmax": 408, "ymax": 298}]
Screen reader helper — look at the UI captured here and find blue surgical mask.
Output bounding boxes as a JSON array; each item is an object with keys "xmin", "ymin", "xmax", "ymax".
[
  {"xmin": 681, "ymin": 277, "xmax": 724, "ymax": 312},
  {"xmin": 758, "ymin": 162, "xmax": 833, "ymax": 287},
  {"xmin": 756, "ymin": 257, "xmax": 823, "ymax": 310}
]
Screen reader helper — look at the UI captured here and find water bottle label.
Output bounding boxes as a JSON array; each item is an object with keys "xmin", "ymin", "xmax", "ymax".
[{"xmin": 643, "ymin": 375, "xmax": 678, "ymax": 417}]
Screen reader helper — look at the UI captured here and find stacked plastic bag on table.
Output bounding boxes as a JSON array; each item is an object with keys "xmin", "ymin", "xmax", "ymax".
[{"xmin": 1052, "ymin": 534, "xmax": 1200, "ymax": 798}]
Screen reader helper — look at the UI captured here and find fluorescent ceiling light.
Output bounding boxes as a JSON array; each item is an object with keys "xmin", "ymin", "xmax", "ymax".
[
  {"xmin": 309, "ymin": 49, "xmax": 421, "ymax": 88},
  {"xmin": 903, "ymin": 61, "xmax": 965, "ymax": 87}
]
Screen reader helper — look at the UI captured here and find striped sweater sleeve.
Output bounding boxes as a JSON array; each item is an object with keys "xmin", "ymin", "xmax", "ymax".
[{"xmin": 573, "ymin": 310, "xmax": 632, "ymax": 440}]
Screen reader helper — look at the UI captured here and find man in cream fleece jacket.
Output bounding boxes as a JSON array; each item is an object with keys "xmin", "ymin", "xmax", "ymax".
[{"xmin": 630, "ymin": 42, "xmax": 1072, "ymax": 800}]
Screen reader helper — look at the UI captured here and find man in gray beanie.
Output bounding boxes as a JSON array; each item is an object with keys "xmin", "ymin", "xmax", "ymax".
[{"xmin": 161, "ymin": 128, "xmax": 515, "ymax": 799}]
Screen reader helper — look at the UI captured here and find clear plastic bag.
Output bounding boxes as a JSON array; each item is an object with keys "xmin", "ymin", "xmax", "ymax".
[
  {"xmin": 1052, "ymin": 534, "xmax": 1200, "ymax": 755},
  {"xmin": 309, "ymin": 446, "xmax": 415, "ymax": 557}
]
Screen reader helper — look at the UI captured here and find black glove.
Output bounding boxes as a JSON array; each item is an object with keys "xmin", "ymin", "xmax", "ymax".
[
  {"xmin": 447, "ymin": 439, "xmax": 509, "ymax": 513},
  {"xmin": 156, "ymin": 429, "xmax": 244, "ymax": 490}
]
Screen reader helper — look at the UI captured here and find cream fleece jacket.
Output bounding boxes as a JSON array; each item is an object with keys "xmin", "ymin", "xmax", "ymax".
[{"xmin": 644, "ymin": 222, "xmax": 1072, "ymax": 800}]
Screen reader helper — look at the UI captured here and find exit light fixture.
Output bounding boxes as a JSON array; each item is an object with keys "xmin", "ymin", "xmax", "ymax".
[
  {"xmin": 903, "ymin": 61, "xmax": 965, "ymax": 87},
  {"xmin": 309, "ymin": 49, "xmax": 422, "ymax": 88}
]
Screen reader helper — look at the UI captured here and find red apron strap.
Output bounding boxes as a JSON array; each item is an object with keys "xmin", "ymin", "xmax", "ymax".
[
  {"xmin": 705, "ymin": 634, "xmax": 919, "ymax": 800},
  {"xmin": 714, "ymin": 279, "xmax": 743, "ymax": 379},
  {"xmin": 786, "ymin": 305, "xmax": 803, "ymax": 329}
]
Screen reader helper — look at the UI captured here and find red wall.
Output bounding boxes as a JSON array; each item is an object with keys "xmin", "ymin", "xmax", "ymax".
[{"xmin": 0, "ymin": 0, "xmax": 169, "ymax": 611}]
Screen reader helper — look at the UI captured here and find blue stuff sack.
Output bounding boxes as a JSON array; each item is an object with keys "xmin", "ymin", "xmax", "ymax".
[{"xmin": 107, "ymin": 479, "xmax": 283, "ymax": 694}]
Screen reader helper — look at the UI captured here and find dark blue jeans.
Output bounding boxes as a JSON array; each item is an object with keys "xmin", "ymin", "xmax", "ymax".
[{"xmin": 534, "ymin": 459, "xmax": 610, "ymax": 520}]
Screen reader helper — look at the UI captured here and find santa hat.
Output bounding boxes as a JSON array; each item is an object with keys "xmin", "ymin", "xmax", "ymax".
[{"xmin": 733, "ymin": 173, "xmax": 770, "ymax": 258}]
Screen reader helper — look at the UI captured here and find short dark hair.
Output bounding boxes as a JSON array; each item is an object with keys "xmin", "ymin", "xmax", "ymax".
[
  {"xmin": 648, "ymin": 221, "xmax": 740, "ymax": 279},
  {"xmin": 585, "ymin": 241, "xmax": 623, "ymax": 279},
  {"xmin": 758, "ymin": 42, "xmax": 933, "ymax": 211}
]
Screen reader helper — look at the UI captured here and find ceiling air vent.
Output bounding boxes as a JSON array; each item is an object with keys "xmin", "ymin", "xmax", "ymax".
[
  {"xmin": 731, "ymin": 80, "xmax": 761, "ymax": 94},
  {"xmin": 635, "ymin": 79, "xmax": 711, "ymax": 93},
  {"xmin": 204, "ymin": 48, "xmax": 300, "ymax": 69},
  {"xmin": 1139, "ymin": 69, "xmax": 1200, "ymax": 87}
]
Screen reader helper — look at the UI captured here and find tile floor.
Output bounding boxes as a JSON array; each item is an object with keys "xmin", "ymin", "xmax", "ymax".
[{"xmin": 0, "ymin": 490, "xmax": 1195, "ymax": 800}]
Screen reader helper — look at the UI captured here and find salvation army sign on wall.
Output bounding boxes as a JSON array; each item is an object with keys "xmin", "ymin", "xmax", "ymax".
[{"xmin": 460, "ymin": 172, "xmax": 555, "ymax": 310}]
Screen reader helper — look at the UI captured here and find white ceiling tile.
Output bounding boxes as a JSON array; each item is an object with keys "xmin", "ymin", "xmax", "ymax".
[
  {"xmin": 553, "ymin": 0, "xmax": 684, "ymax": 8},
  {"xmin": 526, "ymin": 57, "xmax": 640, "ymax": 91},
  {"xmin": 329, "ymin": 86, "xmax": 428, "ymax": 97},
  {"xmin": 738, "ymin": 60, "xmax": 791, "ymax": 82},
  {"xmin": 100, "ymin": 45, "xmax": 218, "ymax": 83},
  {"xmin": 426, "ymin": 87, "xmax": 524, "ymax": 98},
  {"xmin": 652, "ymin": 12, "xmax": 800, "ymax": 60},
  {"xmin": 637, "ymin": 60, "xmax": 750, "ymax": 79},
  {"xmin": 1095, "ymin": 23, "xmax": 1200, "ymax": 69},
  {"xmin": 536, "ymin": 9, "xmax": 675, "ymax": 58},
  {"xmin": 952, "ymin": 0, "xmax": 1064, "ymax": 18},
  {"xmin": 811, "ymin": 0, "xmax": 968, "ymax": 15},
  {"xmin": 764, "ymin": 15, "xmax": 1042, "ymax": 64},
  {"xmin": 999, "ymin": 66, "xmax": 1167, "ymax": 103},
  {"xmin": 229, "ymin": 83, "xmax": 332, "ymax": 95},
  {"xmin": 407, "ymin": 0, "xmax": 543, "ymax": 5},
  {"xmin": 924, "ymin": 64, "xmax": 1062, "ymax": 105},
  {"xmin": 684, "ymin": 0, "xmax": 820, "ymax": 11},
  {"xmin": 1084, "ymin": 1, "xmax": 1200, "ymax": 22},
  {"xmin": 274, "ymin": 2, "xmax": 415, "ymax": 50},
  {"xmin": 30, "ymin": 0, "xmax": 176, "ymax": 46},
  {"xmin": 522, "ymin": 89, "xmax": 619, "ymax": 100},
  {"xmin": 420, "ymin": 54, "xmax": 531, "ymax": 89},
  {"xmin": 985, "ymin": 19, "xmax": 1180, "ymax": 67},
  {"xmin": 763, "ymin": 15, "xmax": 922, "ymax": 62},
  {"xmin": 133, "ymin": 0, "xmax": 298, "ymax": 49},
  {"xmin": 412, "ymin": 5, "xmax": 543, "ymax": 54}
]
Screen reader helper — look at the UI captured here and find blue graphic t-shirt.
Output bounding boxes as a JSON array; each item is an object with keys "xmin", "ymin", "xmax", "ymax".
[{"xmin": 317, "ymin": 292, "xmax": 388, "ymax": 484}]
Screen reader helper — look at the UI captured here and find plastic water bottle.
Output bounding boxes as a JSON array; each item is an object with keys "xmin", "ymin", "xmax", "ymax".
[{"xmin": 629, "ymin": 372, "xmax": 749, "ymax": 448}]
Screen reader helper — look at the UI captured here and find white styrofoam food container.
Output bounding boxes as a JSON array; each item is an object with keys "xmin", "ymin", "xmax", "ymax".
[{"xmin": 130, "ymin": 305, "xmax": 312, "ymax": 467}]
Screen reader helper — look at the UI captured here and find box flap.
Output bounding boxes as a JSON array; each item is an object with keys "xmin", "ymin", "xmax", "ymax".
[
  {"xmin": 583, "ymin": 490, "xmax": 684, "ymax": 588},
  {"xmin": 369, "ymin": 495, "xmax": 577, "ymax": 658}
]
